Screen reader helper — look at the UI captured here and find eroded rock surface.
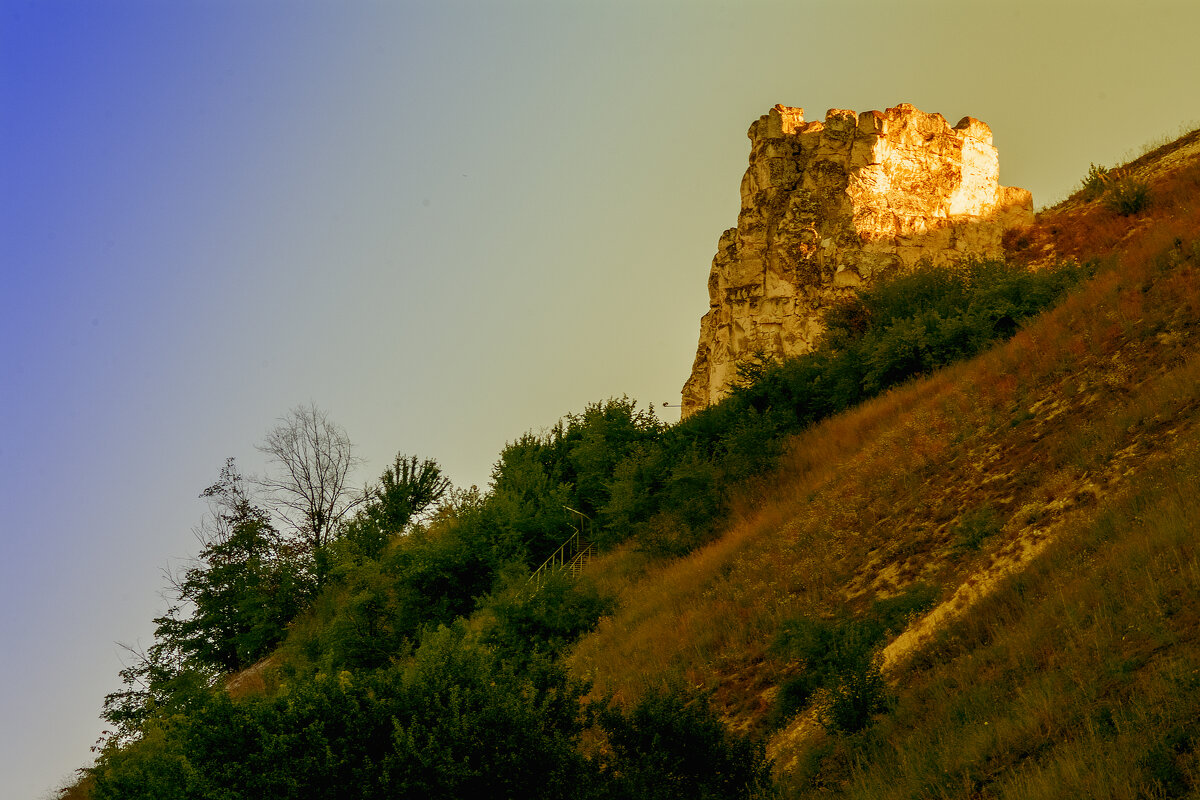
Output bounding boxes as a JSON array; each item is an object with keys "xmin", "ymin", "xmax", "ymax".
[{"xmin": 681, "ymin": 103, "xmax": 1033, "ymax": 416}]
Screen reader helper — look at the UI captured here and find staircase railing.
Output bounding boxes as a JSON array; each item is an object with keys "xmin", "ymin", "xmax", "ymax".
[{"xmin": 529, "ymin": 507, "xmax": 593, "ymax": 587}]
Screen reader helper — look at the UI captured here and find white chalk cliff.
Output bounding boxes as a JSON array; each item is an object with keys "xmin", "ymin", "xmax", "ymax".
[{"xmin": 682, "ymin": 103, "xmax": 1034, "ymax": 416}]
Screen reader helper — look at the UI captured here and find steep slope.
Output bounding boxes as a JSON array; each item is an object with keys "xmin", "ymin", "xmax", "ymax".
[
  {"xmin": 71, "ymin": 127, "xmax": 1200, "ymax": 800},
  {"xmin": 569, "ymin": 130, "xmax": 1200, "ymax": 796}
]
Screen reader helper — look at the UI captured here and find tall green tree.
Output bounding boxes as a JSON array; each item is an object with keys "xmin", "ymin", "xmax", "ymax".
[{"xmin": 155, "ymin": 459, "xmax": 312, "ymax": 673}]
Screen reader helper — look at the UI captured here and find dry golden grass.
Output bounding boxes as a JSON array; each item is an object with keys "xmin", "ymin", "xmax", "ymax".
[
  {"xmin": 825, "ymin": 437, "xmax": 1200, "ymax": 800},
  {"xmin": 567, "ymin": 126, "xmax": 1200, "ymax": 790}
]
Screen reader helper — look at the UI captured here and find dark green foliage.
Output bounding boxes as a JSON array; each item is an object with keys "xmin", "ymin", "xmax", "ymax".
[
  {"xmin": 1079, "ymin": 162, "xmax": 1152, "ymax": 215},
  {"xmin": 316, "ymin": 494, "xmax": 498, "ymax": 671},
  {"xmin": 730, "ymin": 260, "xmax": 1086, "ymax": 427},
  {"xmin": 819, "ymin": 660, "xmax": 889, "ymax": 735},
  {"xmin": 481, "ymin": 567, "xmax": 615, "ymax": 668},
  {"xmin": 771, "ymin": 614, "xmax": 883, "ymax": 725},
  {"xmin": 598, "ymin": 442, "xmax": 670, "ymax": 546},
  {"xmin": 488, "ymin": 397, "xmax": 663, "ymax": 562},
  {"xmin": 951, "ymin": 504, "xmax": 1003, "ymax": 554},
  {"xmin": 388, "ymin": 627, "xmax": 596, "ymax": 800},
  {"xmin": 99, "ymin": 645, "xmax": 214, "ymax": 751},
  {"xmin": 93, "ymin": 626, "xmax": 597, "ymax": 800},
  {"xmin": 93, "ymin": 628, "xmax": 774, "ymax": 800},
  {"xmin": 157, "ymin": 460, "xmax": 312, "ymax": 673},
  {"xmin": 771, "ymin": 584, "xmax": 939, "ymax": 732},
  {"xmin": 89, "ymin": 722, "xmax": 194, "ymax": 800},
  {"xmin": 1138, "ymin": 726, "xmax": 1195, "ymax": 798},
  {"xmin": 100, "ymin": 460, "xmax": 310, "ymax": 751},
  {"xmin": 564, "ymin": 398, "xmax": 663, "ymax": 519},
  {"xmin": 153, "ymin": 515, "xmax": 309, "ymax": 674},
  {"xmin": 488, "ymin": 434, "xmax": 576, "ymax": 563},
  {"xmin": 341, "ymin": 453, "xmax": 450, "ymax": 560},
  {"xmin": 597, "ymin": 687, "xmax": 777, "ymax": 800}
]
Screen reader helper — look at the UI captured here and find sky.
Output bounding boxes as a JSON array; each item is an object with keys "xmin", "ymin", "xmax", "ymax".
[{"xmin": 2, "ymin": 1, "xmax": 1199, "ymax": 796}]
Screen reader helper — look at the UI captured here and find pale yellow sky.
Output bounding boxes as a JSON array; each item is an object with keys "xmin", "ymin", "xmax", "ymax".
[{"xmin": 4, "ymin": 1, "xmax": 1199, "ymax": 795}]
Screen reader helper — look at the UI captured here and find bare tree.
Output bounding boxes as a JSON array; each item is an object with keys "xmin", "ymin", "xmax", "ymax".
[{"xmin": 256, "ymin": 403, "xmax": 363, "ymax": 551}]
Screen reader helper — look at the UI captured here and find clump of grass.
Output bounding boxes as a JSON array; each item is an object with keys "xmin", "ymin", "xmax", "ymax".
[
  {"xmin": 1104, "ymin": 173, "xmax": 1152, "ymax": 216},
  {"xmin": 1078, "ymin": 163, "xmax": 1152, "ymax": 216},
  {"xmin": 1080, "ymin": 163, "xmax": 1110, "ymax": 201},
  {"xmin": 951, "ymin": 505, "xmax": 1003, "ymax": 555}
]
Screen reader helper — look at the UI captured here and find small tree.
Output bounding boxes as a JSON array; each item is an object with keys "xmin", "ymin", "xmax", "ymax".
[
  {"xmin": 344, "ymin": 454, "xmax": 452, "ymax": 559},
  {"xmin": 257, "ymin": 403, "xmax": 362, "ymax": 552},
  {"xmin": 100, "ymin": 459, "xmax": 305, "ymax": 750},
  {"xmin": 373, "ymin": 454, "xmax": 451, "ymax": 531},
  {"xmin": 155, "ymin": 459, "xmax": 311, "ymax": 673}
]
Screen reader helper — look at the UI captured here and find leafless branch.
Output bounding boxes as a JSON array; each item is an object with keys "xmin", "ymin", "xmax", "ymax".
[{"xmin": 255, "ymin": 403, "xmax": 363, "ymax": 551}]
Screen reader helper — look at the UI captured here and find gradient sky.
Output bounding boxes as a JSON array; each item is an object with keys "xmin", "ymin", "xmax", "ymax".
[{"xmin": 3, "ymin": 1, "xmax": 1199, "ymax": 796}]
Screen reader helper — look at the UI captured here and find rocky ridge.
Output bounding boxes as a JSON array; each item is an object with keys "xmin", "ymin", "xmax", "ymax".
[{"xmin": 682, "ymin": 103, "xmax": 1034, "ymax": 416}]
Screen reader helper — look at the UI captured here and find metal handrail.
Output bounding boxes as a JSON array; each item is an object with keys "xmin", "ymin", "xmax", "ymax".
[{"xmin": 528, "ymin": 507, "xmax": 593, "ymax": 587}]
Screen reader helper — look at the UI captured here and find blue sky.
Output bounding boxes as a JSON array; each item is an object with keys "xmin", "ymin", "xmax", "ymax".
[{"xmin": 4, "ymin": 1, "xmax": 1199, "ymax": 796}]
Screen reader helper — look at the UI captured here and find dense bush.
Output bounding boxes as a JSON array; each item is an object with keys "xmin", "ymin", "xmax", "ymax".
[
  {"xmin": 1104, "ymin": 174, "xmax": 1152, "ymax": 216},
  {"xmin": 93, "ymin": 627, "xmax": 596, "ymax": 800},
  {"xmin": 481, "ymin": 567, "xmax": 615, "ymax": 669},
  {"xmin": 597, "ymin": 687, "xmax": 777, "ymax": 800},
  {"xmin": 307, "ymin": 496, "xmax": 499, "ymax": 672},
  {"xmin": 771, "ymin": 584, "xmax": 939, "ymax": 733},
  {"xmin": 1080, "ymin": 163, "xmax": 1111, "ymax": 201},
  {"xmin": 93, "ymin": 629, "xmax": 772, "ymax": 800},
  {"xmin": 1079, "ymin": 163, "xmax": 1152, "ymax": 215},
  {"xmin": 486, "ymin": 398, "xmax": 663, "ymax": 559},
  {"xmin": 951, "ymin": 504, "xmax": 1003, "ymax": 555}
]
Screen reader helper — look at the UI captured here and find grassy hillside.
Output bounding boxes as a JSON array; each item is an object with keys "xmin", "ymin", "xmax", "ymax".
[
  {"xmin": 69, "ymin": 129, "xmax": 1200, "ymax": 799},
  {"xmin": 567, "ymin": 131, "xmax": 1200, "ymax": 796}
]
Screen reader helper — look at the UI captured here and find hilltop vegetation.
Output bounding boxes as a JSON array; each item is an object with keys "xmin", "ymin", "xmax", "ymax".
[
  {"xmin": 571, "ymin": 129, "xmax": 1200, "ymax": 796},
  {"xmin": 68, "ymin": 129, "xmax": 1200, "ymax": 799}
]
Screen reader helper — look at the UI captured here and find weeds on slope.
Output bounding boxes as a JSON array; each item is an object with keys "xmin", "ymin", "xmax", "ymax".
[
  {"xmin": 570, "ymin": 203, "xmax": 1200, "ymax": 757},
  {"xmin": 788, "ymin": 434, "xmax": 1200, "ymax": 799}
]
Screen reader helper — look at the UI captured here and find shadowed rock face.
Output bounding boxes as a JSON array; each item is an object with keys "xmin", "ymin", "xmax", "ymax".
[{"xmin": 681, "ymin": 103, "xmax": 1033, "ymax": 417}]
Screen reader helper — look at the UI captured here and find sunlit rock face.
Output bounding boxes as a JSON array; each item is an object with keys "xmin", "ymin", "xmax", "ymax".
[{"xmin": 681, "ymin": 103, "xmax": 1033, "ymax": 416}]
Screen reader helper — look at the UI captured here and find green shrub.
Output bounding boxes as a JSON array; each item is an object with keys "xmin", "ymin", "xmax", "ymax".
[
  {"xmin": 95, "ymin": 627, "xmax": 598, "ymax": 800},
  {"xmin": 1080, "ymin": 163, "xmax": 1110, "ymax": 201},
  {"xmin": 597, "ymin": 687, "xmax": 777, "ymax": 800},
  {"xmin": 817, "ymin": 657, "xmax": 889, "ymax": 734},
  {"xmin": 1137, "ymin": 725, "xmax": 1196, "ymax": 798},
  {"xmin": 1104, "ymin": 174, "xmax": 1152, "ymax": 215},
  {"xmin": 481, "ymin": 567, "xmax": 615, "ymax": 668},
  {"xmin": 1078, "ymin": 163, "xmax": 1151, "ymax": 214},
  {"xmin": 951, "ymin": 504, "xmax": 1003, "ymax": 554},
  {"xmin": 770, "ymin": 584, "xmax": 938, "ymax": 731}
]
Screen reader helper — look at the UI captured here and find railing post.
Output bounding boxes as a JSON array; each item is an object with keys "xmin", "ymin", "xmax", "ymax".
[{"xmin": 528, "ymin": 507, "xmax": 594, "ymax": 587}]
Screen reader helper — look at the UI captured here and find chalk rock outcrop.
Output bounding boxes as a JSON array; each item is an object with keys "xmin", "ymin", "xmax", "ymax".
[{"xmin": 681, "ymin": 103, "xmax": 1033, "ymax": 416}]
